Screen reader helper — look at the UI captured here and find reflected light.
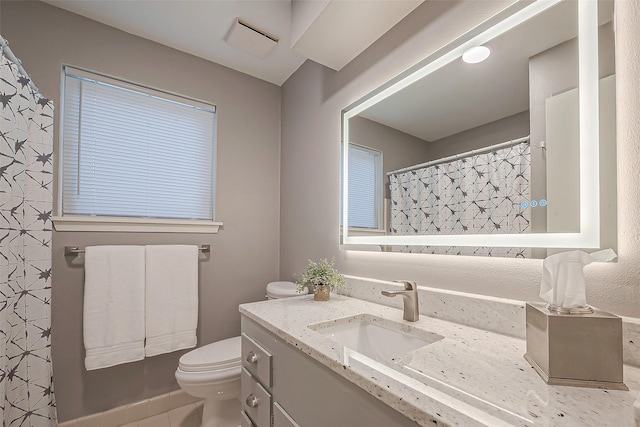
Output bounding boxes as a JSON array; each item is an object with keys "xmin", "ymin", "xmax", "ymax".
[{"xmin": 462, "ymin": 46, "xmax": 491, "ymax": 63}]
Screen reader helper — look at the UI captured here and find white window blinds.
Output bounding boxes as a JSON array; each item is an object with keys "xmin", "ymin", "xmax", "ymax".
[
  {"xmin": 342, "ymin": 144, "xmax": 382, "ymax": 229},
  {"xmin": 61, "ymin": 66, "xmax": 216, "ymax": 221}
]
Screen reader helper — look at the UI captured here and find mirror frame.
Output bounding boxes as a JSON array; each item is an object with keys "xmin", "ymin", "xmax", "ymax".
[{"xmin": 341, "ymin": 0, "xmax": 603, "ymax": 250}]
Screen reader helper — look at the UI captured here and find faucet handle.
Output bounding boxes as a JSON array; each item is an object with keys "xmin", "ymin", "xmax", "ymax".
[{"xmin": 394, "ymin": 280, "xmax": 417, "ymax": 291}]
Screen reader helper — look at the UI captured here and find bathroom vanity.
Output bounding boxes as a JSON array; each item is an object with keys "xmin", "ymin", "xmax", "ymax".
[
  {"xmin": 241, "ymin": 315, "xmax": 419, "ymax": 427},
  {"xmin": 239, "ymin": 283, "xmax": 640, "ymax": 426}
]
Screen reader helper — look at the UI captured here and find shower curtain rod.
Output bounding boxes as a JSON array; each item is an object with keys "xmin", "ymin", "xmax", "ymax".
[
  {"xmin": 387, "ymin": 135, "xmax": 530, "ymax": 176},
  {"xmin": 0, "ymin": 36, "xmax": 41, "ymax": 94}
]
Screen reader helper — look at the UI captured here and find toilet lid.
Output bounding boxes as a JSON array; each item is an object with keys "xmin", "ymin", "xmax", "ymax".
[
  {"xmin": 266, "ymin": 281, "xmax": 300, "ymax": 298},
  {"xmin": 178, "ymin": 336, "xmax": 241, "ymax": 372}
]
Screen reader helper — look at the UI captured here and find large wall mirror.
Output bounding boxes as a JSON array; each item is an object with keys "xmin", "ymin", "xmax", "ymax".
[{"xmin": 341, "ymin": 0, "xmax": 616, "ymax": 258}]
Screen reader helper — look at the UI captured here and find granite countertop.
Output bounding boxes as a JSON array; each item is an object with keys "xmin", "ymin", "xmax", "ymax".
[{"xmin": 239, "ymin": 294, "xmax": 640, "ymax": 427}]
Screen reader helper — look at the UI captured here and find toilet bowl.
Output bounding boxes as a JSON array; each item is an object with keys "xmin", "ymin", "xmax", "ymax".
[
  {"xmin": 176, "ymin": 281, "xmax": 301, "ymax": 427},
  {"xmin": 175, "ymin": 336, "xmax": 241, "ymax": 427}
]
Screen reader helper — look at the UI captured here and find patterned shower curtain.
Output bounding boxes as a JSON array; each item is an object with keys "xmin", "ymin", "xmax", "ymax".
[
  {"xmin": 389, "ymin": 141, "xmax": 531, "ymax": 258},
  {"xmin": 0, "ymin": 44, "xmax": 57, "ymax": 425}
]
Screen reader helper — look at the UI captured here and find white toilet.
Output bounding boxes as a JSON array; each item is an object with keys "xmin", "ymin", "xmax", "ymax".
[
  {"xmin": 175, "ymin": 336, "xmax": 241, "ymax": 427},
  {"xmin": 175, "ymin": 281, "xmax": 299, "ymax": 427}
]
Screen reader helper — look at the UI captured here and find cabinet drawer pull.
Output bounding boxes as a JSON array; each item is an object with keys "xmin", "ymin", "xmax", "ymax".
[
  {"xmin": 246, "ymin": 351, "xmax": 258, "ymax": 363},
  {"xmin": 246, "ymin": 394, "xmax": 259, "ymax": 408}
]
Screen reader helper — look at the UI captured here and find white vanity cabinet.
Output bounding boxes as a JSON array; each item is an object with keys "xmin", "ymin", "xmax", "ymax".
[
  {"xmin": 241, "ymin": 315, "xmax": 420, "ymax": 427},
  {"xmin": 241, "ymin": 333, "xmax": 274, "ymax": 427}
]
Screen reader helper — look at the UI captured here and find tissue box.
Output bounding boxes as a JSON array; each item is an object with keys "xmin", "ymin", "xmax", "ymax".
[{"xmin": 524, "ymin": 302, "xmax": 627, "ymax": 390}]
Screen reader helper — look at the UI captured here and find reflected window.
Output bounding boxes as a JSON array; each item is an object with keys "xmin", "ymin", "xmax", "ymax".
[{"xmin": 341, "ymin": 144, "xmax": 382, "ymax": 229}]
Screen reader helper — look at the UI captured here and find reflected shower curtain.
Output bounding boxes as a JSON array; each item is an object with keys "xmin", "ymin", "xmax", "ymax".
[
  {"xmin": 0, "ymin": 44, "xmax": 57, "ymax": 425},
  {"xmin": 389, "ymin": 141, "xmax": 531, "ymax": 257}
]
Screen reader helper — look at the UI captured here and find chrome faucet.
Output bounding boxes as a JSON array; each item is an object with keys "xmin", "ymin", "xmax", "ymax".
[{"xmin": 381, "ymin": 280, "xmax": 419, "ymax": 322}]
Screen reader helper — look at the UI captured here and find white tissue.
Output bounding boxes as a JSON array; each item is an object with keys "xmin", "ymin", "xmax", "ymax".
[{"xmin": 539, "ymin": 249, "xmax": 617, "ymax": 309}]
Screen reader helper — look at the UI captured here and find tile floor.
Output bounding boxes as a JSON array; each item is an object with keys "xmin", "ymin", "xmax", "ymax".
[
  {"xmin": 122, "ymin": 402, "xmax": 203, "ymax": 427},
  {"xmin": 59, "ymin": 390, "xmax": 203, "ymax": 427}
]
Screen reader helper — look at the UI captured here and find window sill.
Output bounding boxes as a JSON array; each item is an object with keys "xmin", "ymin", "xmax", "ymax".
[
  {"xmin": 340, "ymin": 227, "xmax": 387, "ymax": 237},
  {"xmin": 348, "ymin": 228, "xmax": 386, "ymax": 236},
  {"xmin": 52, "ymin": 216, "xmax": 223, "ymax": 233}
]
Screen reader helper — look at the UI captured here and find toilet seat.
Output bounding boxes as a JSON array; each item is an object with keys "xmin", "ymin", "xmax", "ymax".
[
  {"xmin": 266, "ymin": 281, "xmax": 300, "ymax": 299},
  {"xmin": 178, "ymin": 336, "xmax": 241, "ymax": 373}
]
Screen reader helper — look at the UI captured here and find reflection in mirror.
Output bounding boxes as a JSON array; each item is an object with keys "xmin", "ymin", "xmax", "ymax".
[{"xmin": 341, "ymin": 0, "xmax": 616, "ymax": 258}]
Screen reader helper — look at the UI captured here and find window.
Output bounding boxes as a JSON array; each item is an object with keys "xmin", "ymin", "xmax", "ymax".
[
  {"xmin": 56, "ymin": 66, "xmax": 219, "ymax": 232},
  {"xmin": 341, "ymin": 144, "xmax": 383, "ymax": 230}
]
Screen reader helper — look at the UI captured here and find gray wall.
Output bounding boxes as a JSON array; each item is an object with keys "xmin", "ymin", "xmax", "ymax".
[
  {"xmin": 280, "ymin": 0, "xmax": 640, "ymax": 319},
  {"xmin": 349, "ymin": 115, "xmax": 431, "ymax": 174},
  {"xmin": 426, "ymin": 111, "xmax": 529, "ymax": 160},
  {"xmin": 1, "ymin": 1, "xmax": 281, "ymax": 421}
]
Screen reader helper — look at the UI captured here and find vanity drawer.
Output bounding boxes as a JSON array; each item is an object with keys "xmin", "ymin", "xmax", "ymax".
[
  {"xmin": 242, "ymin": 367, "xmax": 272, "ymax": 427},
  {"xmin": 273, "ymin": 402, "xmax": 300, "ymax": 427},
  {"xmin": 242, "ymin": 332, "xmax": 272, "ymax": 387},
  {"xmin": 241, "ymin": 410, "xmax": 256, "ymax": 427}
]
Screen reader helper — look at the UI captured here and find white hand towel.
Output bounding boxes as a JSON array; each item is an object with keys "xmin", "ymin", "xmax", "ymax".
[
  {"xmin": 83, "ymin": 245, "xmax": 146, "ymax": 370},
  {"xmin": 145, "ymin": 245, "xmax": 199, "ymax": 357}
]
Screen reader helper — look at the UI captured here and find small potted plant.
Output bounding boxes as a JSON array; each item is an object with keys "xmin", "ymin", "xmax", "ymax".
[{"xmin": 296, "ymin": 258, "xmax": 346, "ymax": 301}]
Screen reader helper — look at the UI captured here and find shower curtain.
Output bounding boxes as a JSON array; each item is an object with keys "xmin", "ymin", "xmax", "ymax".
[
  {"xmin": 389, "ymin": 141, "xmax": 531, "ymax": 257},
  {"xmin": 0, "ymin": 43, "xmax": 57, "ymax": 425}
]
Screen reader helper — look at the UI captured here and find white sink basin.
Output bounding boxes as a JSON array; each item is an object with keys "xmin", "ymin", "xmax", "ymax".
[{"xmin": 309, "ymin": 314, "xmax": 443, "ymax": 364}]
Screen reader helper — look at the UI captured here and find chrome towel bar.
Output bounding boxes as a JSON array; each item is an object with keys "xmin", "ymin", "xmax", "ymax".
[{"xmin": 64, "ymin": 245, "xmax": 211, "ymax": 257}]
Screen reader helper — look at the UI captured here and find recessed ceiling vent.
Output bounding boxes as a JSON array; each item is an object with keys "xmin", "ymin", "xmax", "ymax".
[{"xmin": 226, "ymin": 18, "xmax": 279, "ymax": 58}]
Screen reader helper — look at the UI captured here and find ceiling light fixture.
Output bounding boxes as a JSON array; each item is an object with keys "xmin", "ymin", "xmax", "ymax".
[{"xmin": 462, "ymin": 46, "xmax": 491, "ymax": 64}]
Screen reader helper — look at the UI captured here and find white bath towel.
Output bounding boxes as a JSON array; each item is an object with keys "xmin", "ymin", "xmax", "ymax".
[
  {"xmin": 83, "ymin": 245, "xmax": 146, "ymax": 370},
  {"xmin": 145, "ymin": 245, "xmax": 199, "ymax": 357}
]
